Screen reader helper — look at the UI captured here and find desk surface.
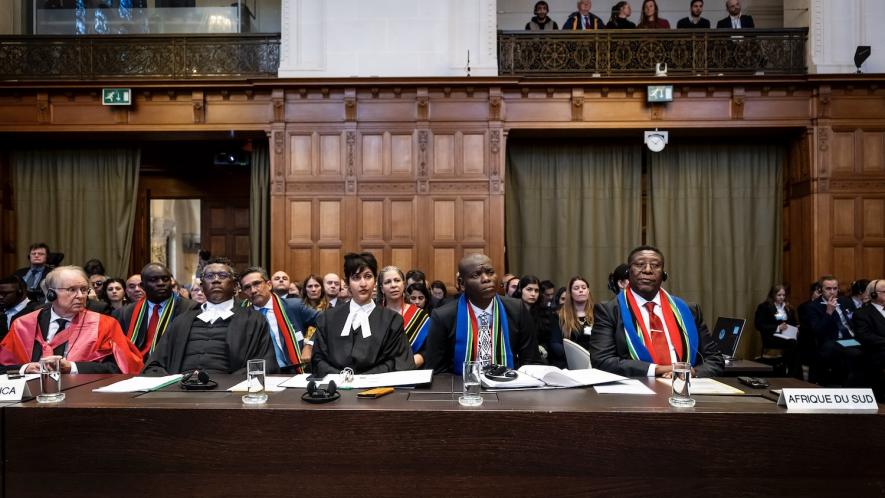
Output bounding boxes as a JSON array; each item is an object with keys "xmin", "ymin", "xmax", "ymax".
[{"xmin": 4, "ymin": 374, "xmax": 884, "ymax": 497}]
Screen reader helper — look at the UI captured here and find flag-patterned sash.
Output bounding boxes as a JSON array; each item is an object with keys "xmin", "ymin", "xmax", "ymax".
[
  {"xmin": 617, "ymin": 286, "xmax": 699, "ymax": 366},
  {"xmin": 453, "ymin": 295, "xmax": 513, "ymax": 373}
]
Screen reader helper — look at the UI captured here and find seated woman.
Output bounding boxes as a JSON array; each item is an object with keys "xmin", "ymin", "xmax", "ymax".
[
  {"xmin": 380, "ymin": 266, "xmax": 431, "ymax": 368},
  {"xmin": 407, "ymin": 282, "xmax": 433, "ymax": 313},
  {"xmin": 311, "ymin": 253, "xmax": 415, "ymax": 375},
  {"xmin": 548, "ymin": 276, "xmax": 594, "ymax": 368},
  {"xmin": 513, "ymin": 275, "xmax": 555, "ymax": 364},
  {"xmin": 637, "ymin": 0, "xmax": 670, "ymax": 28},
  {"xmin": 299, "ymin": 274, "xmax": 330, "ymax": 362},
  {"xmin": 98, "ymin": 277, "xmax": 129, "ymax": 312},
  {"xmin": 754, "ymin": 284, "xmax": 801, "ymax": 378}
]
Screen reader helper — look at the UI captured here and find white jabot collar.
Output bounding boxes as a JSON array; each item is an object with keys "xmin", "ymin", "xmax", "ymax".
[
  {"xmin": 341, "ymin": 299, "xmax": 375, "ymax": 339},
  {"xmin": 198, "ymin": 299, "xmax": 235, "ymax": 324}
]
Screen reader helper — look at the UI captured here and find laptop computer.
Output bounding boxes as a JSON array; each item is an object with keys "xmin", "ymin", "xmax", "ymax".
[{"xmin": 711, "ymin": 317, "xmax": 746, "ymax": 359}]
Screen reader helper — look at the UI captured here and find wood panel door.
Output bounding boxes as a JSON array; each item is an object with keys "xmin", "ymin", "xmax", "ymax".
[{"xmin": 203, "ymin": 198, "xmax": 250, "ymax": 273}]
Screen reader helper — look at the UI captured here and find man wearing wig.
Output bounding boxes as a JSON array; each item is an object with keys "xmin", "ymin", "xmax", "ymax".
[
  {"xmin": 425, "ymin": 253, "xmax": 540, "ymax": 374},
  {"xmin": 590, "ymin": 246, "xmax": 724, "ymax": 377}
]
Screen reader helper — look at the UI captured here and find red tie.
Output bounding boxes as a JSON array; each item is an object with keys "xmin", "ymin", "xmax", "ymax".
[
  {"xmin": 644, "ymin": 302, "xmax": 671, "ymax": 366},
  {"xmin": 145, "ymin": 304, "xmax": 160, "ymax": 353}
]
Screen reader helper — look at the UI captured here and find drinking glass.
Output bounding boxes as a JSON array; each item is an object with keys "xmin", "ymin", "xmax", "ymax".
[
  {"xmin": 668, "ymin": 361, "xmax": 695, "ymax": 408},
  {"xmin": 242, "ymin": 359, "xmax": 268, "ymax": 405},
  {"xmin": 458, "ymin": 360, "xmax": 484, "ymax": 407},
  {"xmin": 37, "ymin": 355, "xmax": 65, "ymax": 404}
]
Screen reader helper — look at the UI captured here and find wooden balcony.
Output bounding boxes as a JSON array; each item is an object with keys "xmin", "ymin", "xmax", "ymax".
[
  {"xmin": 0, "ymin": 34, "xmax": 280, "ymax": 81},
  {"xmin": 498, "ymin": 28, "xmax": 807, "ymax": 77}
]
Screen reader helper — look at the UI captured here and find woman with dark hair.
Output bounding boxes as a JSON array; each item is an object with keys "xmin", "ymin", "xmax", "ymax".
[
  {"xmin": 637, "ymin": 0, "xmax": 670, "ymax": 28},
  {"xmin": 513, "ymin": 275, "xmax": 554, "ymax": 363},
  {"xmin": 548, "ymin": 276, "xmax": 595, "ymax": 368},
  {"xmin": 311, "ymin": 252, "xmax": 415, "ymax": 375},
  {"xmin": 754, "ymin": 284, "xmax": 801, "ymax": 378},
  {"xmin": 379, "ymin": 266, "xmax": 432, "ymax": 368},
  {"xmin": 98, "ymin": 277, "xmax": 129, "ymax": 311},
  {"xmin": 555, "ymin": 286, "xmax": 567, "ymax": 308},
  {"xmin": 430, "ymin": 280, "xmax": 448, "ymax": 305},
  {"xmin": 407, "ymin": 282, "xmax": 433, "ymax": 313},
  {"xmin": 299, "ymin": 274, "xmax": 329, "ymax": 362},
  {"xmin": 607, "ymin": 1, "xmax": 636, "ymax": 28}
]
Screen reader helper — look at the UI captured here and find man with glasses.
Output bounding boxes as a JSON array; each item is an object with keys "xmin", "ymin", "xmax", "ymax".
[
  {"xmin": 590, "ymin": 246, "xmax": 723, "ymax": 377},
  {"xmin": 239, "ymin": 267, "xmax": 319, "ymax": 373},
  {"xmin": 0, "ymin": 266, "xmax": 143, "ymax": 374},
  {"xmin": 14, "ymin": 242, "xmax": 53, "ymax": 303},
  {"xmin": 143, "ymin": 258, "xmax": 277, "ymax": 376},
  {"xmin": 114, "ymin": 263, "xmax": 197, "ymax": 362}
]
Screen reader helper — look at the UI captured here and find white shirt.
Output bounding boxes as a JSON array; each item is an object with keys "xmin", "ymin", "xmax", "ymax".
[
  {"xmin": 197, "ymin": 299, "xmax": 235, "ymax": 324},
  {"xmin": 774, "ymin": 303, "xmax": 788, "ymax": 321},
  {"xmin": 730, "ymin": 15, "xmax": 742, "ymax": 28},
  {"xmin": 341, "ymin": 299, "xmax": 375, "ymax": 338},
  {"xmin": 629, "ymin": 289, "xmax": 678, "ymax": 376},
  {"xmin": 21, "ymin": 307, "xmax": 79, "ymax": 375},
  {"xmin": 328, "ymin": 297, "xmax": 338, "ymax": 307},
  {"xmin": 255, "ymin": 300, "xmax": 284, "ymax": 352},
  {"xmin": 469, "ymin": 299, "xmax": 495, "ymax": 324},
  {"xmin": 873, "ymin": 302, "xmax": 885, "ymax": 320},
  {"xmin": 4, "ymin": 297, "xmax": 29, "ymax": 324},
  {"xmin": 146, "ymin": 299, "xmax": 166, "ymax": 321}
]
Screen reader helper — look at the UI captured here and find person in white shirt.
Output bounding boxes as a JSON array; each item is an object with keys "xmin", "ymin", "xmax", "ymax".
[{"xmin": 716, "ymin": 0, "xmax": 754, "ymax": 28}]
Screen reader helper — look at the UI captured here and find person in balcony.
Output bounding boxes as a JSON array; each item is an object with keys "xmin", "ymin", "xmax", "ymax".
[
  {"xmin": 525, "ymin": 1, "xmax": 559, "ymax": 30},
  {"xmin": 563, "ymin": 0, "xmax": 606, "ymax": 30},
  {"xmin": 716, "ymin": 0, "xmax": 754, "ymax": 29},
  {"xmin": 606, "ymin": 1, "xmax": 636, "ymax": 29},
  {"xmin": 677, "ymin": 0, "xmax": 711, "ymax": 29},
  {"xmin": 637, "ymin": 0, "xmax": 671, "ymax": 29}
]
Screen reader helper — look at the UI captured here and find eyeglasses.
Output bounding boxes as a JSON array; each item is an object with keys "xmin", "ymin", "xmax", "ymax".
[
  {"xmin": 630, "ymin": 261, "xmax": 662, "ymax": 271},
  {"xmin": 53, "ymin": 286, "xmax": 90, "ymax": 295},
  {"xmin": 202, "ymin": 271, "xmax": 232, "ymax": 282}
]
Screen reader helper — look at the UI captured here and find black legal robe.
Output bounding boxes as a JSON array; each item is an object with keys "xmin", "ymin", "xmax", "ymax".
[
  {"xmin": 311, "ymin": 304, "xmax": 415, "ymax": 375},
  {"xmin": 142, "ymin": 304, "xmax": 278, "ymax": 376}
]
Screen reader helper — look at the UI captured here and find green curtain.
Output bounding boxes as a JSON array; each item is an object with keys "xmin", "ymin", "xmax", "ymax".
[
  {"xmin": 505, "ymin": 140, "xmax": 642, "ymax": 301},
  {"xmin": 12, "ymin": 148, "xmax": 140, "ymax": 278},
  {"xmin": 250, "ymin": 140, "xmax": 270, "ymax": 270},
  {"xmin": 647, "ymin": 143, "xmax": 784, "ymax": 360}
]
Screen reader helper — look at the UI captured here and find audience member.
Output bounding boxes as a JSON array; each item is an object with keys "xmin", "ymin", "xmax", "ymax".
[
  {"xmin": 842, "ymin": 279, "xmax": 870, "ymax": 319},
  {"xmin": 608, "ymin": 263, "xmax": 630, "ymax": 294},
  {"xmin": 676, "ymin": 0, "xmax": 711, "ymax": 28},
  {"xmin": 0, "ymin": 266, "xmax": 143, "ymax": 374},
  {"xmin": 288, "ymin": 281, "xmax": 302, "ymax": 298},
  {"xmin": 606, "ymin": 1, "xmax": 635, "ymax": 28},
  {"xmin": 424, "ymin": 253, "xmax": 540, "ymax": 374},
  {"xmin": 15, "ymin": 242, "xmax": 52, "ymax": 303},
  {"xmin": 853, "ymin": 279, "xmax": 885, "ymax": 396},
  {"xmin": 190, "ymin": 279, "xmax": 206, "ymax": 304},
  {"xmin": 430, "ymin": 280, "xmax": 448, "ymax": 305},
  {"xmin": 754, "ymin": 284, "xmax": 801, "ymax": 378},
  {"xmin": 301, "ymin": 274, "xmax": 329, "ymax": 311},
  {"xmin": 590, "ymin": 246, "xmax": 724, "ymax": 377},
  {"xmin": 549, "ymin": 276, "xmax": 595, "ymax": 368},
  {"xmin": 143, "ymin": 258, "xmax": 277, "ymax": 376},
  {"xmin": 540, "ymin": 279, "xmax": 557, "ymax": 309},
  {"xmin": 505, "ymin": 275, "xmax": 520, "ymax": 297},
  {"xmin": 716, "ymin": 0, "xmax": 754, "ymax": 28},
  {"xmin": 555, "ymin": 286, "xmax": 567, "ymax": 307},
  {"xmin": 270, "ymin": 271, "xmax": 293, "ymax": 298},
  {"xmin": 637, "ymin": 0, "xmax": 670, "ymax": 28},
  {"xmin": 562, "ymin": 0, "xmax": 606, "ymax": 30},
  {"xmin": 88, "ymin": 273, "xmax": 107, "ymax": 299},
  {"xmin": 500, "ymin": 273, "xmax": 516, "ymax": 295},
  {"xmin": 405, "ymin": 269, "xmax": 427, "ymax": 288},
  {"xmin": 380, "ymin": 266, "xmax": 431, "ymax": 368},
  {"xmin": 525, "ymin": 0, "xmax": 559, "ymax": 30},
  {"xmin": 311, "ymin": 253, "xmax": 415, "ymax": 375},
  {"xmin": 240, "ymin": 267, "xmax": 319, "ymax": 373},
  {"xmin": 513, "ymin": 275, "xmax": 554, "ymax": 362},
  {"xmin": 98, "ymin": 277, "xmax": 128, "ymax": 311},
  {"xmin": 805, "ymin": 275, "xmax": 863, "ymax": 385},
  {"xmin": 323, "ymin": 273, "xmax": 343, "ymax": 307},
  {"xmin": 125, "ymin": 274, "xmax": 145, "ymax": 302},
  {"xmin": 83, "ymin": 258, "xmax": 106, "ymax": 277},
  {"xmin": 338, "ymin": 283, "xmax": 351, "ymax": 302},
  {"xmin": 407, "ymin": 282, "xmax": 433, "ymax": 313},
  {"xmin": 0, "ymin": 275, "xmax": 41, "ymax": 341}
]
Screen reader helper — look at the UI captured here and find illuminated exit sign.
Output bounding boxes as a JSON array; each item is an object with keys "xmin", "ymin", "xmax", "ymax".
[
  {"xmin": 102, "ymin": 88, "xmax": 131, "ymax": 106},
  {"xmin": 647, "ymin": 85, "xmax": 673, "ymax": 103}
]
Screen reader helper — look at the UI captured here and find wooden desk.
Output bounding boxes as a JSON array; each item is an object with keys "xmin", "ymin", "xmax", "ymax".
[
  {"xmin": 723, "ymin": 359, "xmax": 776, "ymax": 376},
  {"xmin": 4, "ymin": 375, "xmax": 884, "ymax": 497}
]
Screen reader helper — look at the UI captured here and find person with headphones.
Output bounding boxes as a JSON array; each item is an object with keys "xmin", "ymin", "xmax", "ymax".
[
  {"xmin": 589, "ymin": 245, "xmax": 724, "ymax": 377},
  {"xmin": 0, "ymin": 266, "xmax": 143, "ymax": 374},
  {"xmin": 852, "ymin": 279, "xmax": 885, "ymax": 395}
]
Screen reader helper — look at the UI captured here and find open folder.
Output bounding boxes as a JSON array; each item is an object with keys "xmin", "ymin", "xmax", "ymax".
[{"xmin": 481, "ymin": 366, "xmax": 627, "ymax": 389}]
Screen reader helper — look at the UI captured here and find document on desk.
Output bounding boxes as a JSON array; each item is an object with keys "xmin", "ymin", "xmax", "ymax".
[
  {"xmin": 280, "ymin": 369, "xmax": 433, "ymax": 389},
  {"xmin": 93, "ymin": 374, "xmax": 184, "ymax": 393},
  {"xmin": 773, "ymin": 324, "xmax": 798, "ymax": 340},
  {"xmin": 593, "ymin": 379, "xmax": 656, "ymax": 395},
  {"xmin": 656, "ymin": 377, "xmax": 745, "ymax": 395},
  {"xmin": 228, "ymin": 376, "xmax": 289, "ymax": 392},
  {"xmin": 1, "ymin": 374, "xmax": 40, "ymax": 382}
]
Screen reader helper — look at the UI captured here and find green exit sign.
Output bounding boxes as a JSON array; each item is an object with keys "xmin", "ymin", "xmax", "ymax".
[
  {"xmin": 647, "ymin": 85, "xmax": 673, "ymax": 103},
  {"xmin": 102, "ymin": 88, "xmax": 131, "ymax": 106}
]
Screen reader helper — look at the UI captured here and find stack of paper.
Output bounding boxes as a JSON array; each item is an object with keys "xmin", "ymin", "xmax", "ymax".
[
  {"xmin": 280, "ymin": 369, "xmax": 433, "ymax": 389},
  {"xmin": 593, "ymin": 379, "xmax": 656, "ymax": 395},
  {"xmin": 773, "ymin": 324, "xmax": 798, "ymax": 340},
  {"xmin": 482, "ymin": 366, "xmax": 627, "ymax": 389},
  {"xmin": 93, "ymin": 374, "xmax": 183, "ymax": 393}
]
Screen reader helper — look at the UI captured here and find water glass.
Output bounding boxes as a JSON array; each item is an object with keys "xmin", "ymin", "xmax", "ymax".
[
  {"xmin": 458, "ymin": 360, "xmax": 484, "ymax": 407},
  {"xmin": 37, "ymin": 355, "xmax": 65, "ymax": 404},
  {"xmin": 668, "ymin": 361, "xmax": 695, "ymax": 408},
  {"xmin": 242, "ymin": 359, "xmax": 268, "ymax": 405}
]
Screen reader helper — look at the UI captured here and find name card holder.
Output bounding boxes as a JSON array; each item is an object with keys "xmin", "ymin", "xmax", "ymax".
[
  {"xmin": 0, "ymin": 376, "xmax": 33, "ymax": 402},
  {"xmin": 777, "ymin": 388, "xmax": 878, "ymax": 412}
]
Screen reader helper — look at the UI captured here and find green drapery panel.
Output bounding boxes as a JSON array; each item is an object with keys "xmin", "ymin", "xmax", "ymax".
[{"xmin": 250, "ymin": 141, "xmax": 270, "ymax": 270}]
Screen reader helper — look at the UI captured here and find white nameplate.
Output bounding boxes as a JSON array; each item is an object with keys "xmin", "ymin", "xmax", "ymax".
[
  {"xmin": 777, "ymin": 388, "xmax": 878, "ymax": 411},
  {"xmin": 0, "ymin": 377, "xmax": 31, "ymax": 401}
]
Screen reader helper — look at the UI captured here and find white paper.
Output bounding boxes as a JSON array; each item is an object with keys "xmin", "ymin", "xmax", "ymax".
[
  {"xmin": 481, "ymin": 370, "xmax": 545, "ymax": 389},
  {"xmin": 228, "ymin": 376, "xmax": 289, "ymax": 392},
  {"xmin": 656, "ymin": 377, "xmax": 745, "ymax": 395},
  {"xmin": 773, "ymin": 324, "xmax": 798, "ymax": 340},
  {"xmin": 515, "ymin": 365, "xmax": 627, "ymax": 388},
  {"xmin": 594, "ymin": 379, "xmax": 656, "ymax": 395},
  {"xmin": 93, "ymin": 374, "xmax": 184, "ymax": 393},
  {"xmin": 280, "ymin": 369, "xmax": 433, "ymax": 389},
  {"xmin": 1, "ymin": 374, "xmax": 40, "ymax": 382}
]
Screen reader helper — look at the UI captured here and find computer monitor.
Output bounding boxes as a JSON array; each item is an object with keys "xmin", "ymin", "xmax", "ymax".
[{"xmin": 711, "ymin": 317, "xmax": 746, "ymax": 359}]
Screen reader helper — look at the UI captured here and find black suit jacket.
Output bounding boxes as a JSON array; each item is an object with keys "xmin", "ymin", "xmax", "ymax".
[
  {"xmin": 589, "ymin": 297, "xmax": 724, "ymax": 377},
  {"xmin": 753, "ymin": 301, "xmax": 798, "ymax": 344},
  {"xmin": 853, "ymin": 304, "xmax": 885, "ymax": 355},
  {"xmin": 311, "ymin": 304, "xmax": 414, "ymax": 375},
  {"xmin": 805, "ymin": 300, "xmax": 853, "ymax": 345},
  {"xmin": 424, "ymin": 296, "xmax": 540, "ymax": 374},
  {"xmin": 14, "ymin": 266, "xmax": 52, "ymax": 302},
  {"xmin": 716, "ymin": 15, "xmax": 755, "ymax": 28},
  {"xmin": 677, "ymin": 17, "xmax": 711, "ymax": 29}
]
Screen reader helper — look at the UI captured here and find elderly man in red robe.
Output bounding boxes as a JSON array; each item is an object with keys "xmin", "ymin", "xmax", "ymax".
[{"xmin": 0, "ymin": 265, "xmax": 143, "ymax": 374}]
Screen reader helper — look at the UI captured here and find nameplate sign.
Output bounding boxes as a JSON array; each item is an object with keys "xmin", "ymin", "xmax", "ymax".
[
  {"xmin": 777, "ymin": 388, "xmax": 878, "ymax": 412},
  {"xmin": 0, "ymin": 377, "xmax": 31, "ymax": 402}
]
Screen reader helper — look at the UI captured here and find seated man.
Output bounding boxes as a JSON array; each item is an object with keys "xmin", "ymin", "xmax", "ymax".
[
  {"xmin": 590, "ymin": 246, "xmax": 724, "ymax": 377},
  {"xmin": 270, "ymin": 270, "xmax": 294, "ymax": 298},
  {"xmin": 113, "ymin": 263, "xmax": 197, "ymax": 362},
  {"xmin": 716, "ymin": 0, "xmax": 754, "ymax": 28},
  {"xmin": 311, "ymin": 252, "xmax": 415, "ymax": 375},
  {"xmin": 562, "ymin": 0, "xmax": 606, "ymax": 30},
  {"xmin": 14, "ymin": 242, "xmax": 52, "ymax": 303},
  {"xmin": 853, "ymin": 279, "xmax": 885, "ymax": 393},
  {"xmin": 676, "ymin": 0, "xmax": 710, "ymax": 28},
  {"xmin": 143, "ymin": 258, "xmax": 277, "ymax": 376},
  {"xmin": 0, "ymin": 275, "xmax": 42, "ymax": 341},
  {"xmin": 807, "ymin": 275, "xmax": 863, "ymax": 385},
  {"xmin": 0, "ymin": 266, "xmax": 143, "ymax": 374},
  {"xmin": 424, "ymin": 253, "xmax": 540, "ymax": 374},
  {"xmin": 239, "ymin": 266, "xmax": 319, "ymax": 374}
]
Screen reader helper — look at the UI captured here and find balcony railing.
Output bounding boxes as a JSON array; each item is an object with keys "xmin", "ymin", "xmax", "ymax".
[
  {"xmin": 0, "ymin": 34, "xmax": 280, "ymax": 80},
  {"xmin": 498, "ymin": 28, "xmax": 807, "ymax": 77}
]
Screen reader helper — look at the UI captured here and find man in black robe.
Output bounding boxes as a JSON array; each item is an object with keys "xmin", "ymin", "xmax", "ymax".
[
  {"xmin": 424, "ymin": 253, "xmax": 540, "ymax": 374},
  {"xmin": 143, "ymin": 258, "xmax": 277, "ymax": 376}
]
